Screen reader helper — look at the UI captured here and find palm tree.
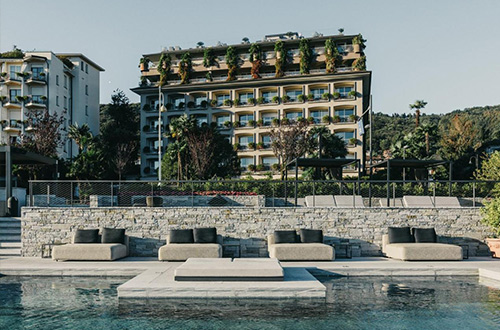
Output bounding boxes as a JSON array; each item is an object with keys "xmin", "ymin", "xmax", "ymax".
[
  {"xmin": 168, "ymin": 115, "xmax": 197, "ymax": 180},
  {"xmin": 409, "ymin": 100, "xmax": 427, "ymax": 127},
  {"xmin": 67, "ymin": 123, "xmax": 93, "ymax": 153},
  {"xmin": 418, "ymin": 122, "xmax": 435, "ymax": 156}
]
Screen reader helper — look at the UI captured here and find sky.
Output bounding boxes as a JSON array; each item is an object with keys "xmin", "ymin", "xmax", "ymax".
[{"xmin": 1, "ymin": 0, "xmax": 499, "ymax": 115}]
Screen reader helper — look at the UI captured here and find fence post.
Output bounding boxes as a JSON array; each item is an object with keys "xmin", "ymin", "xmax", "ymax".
[
  {"xmin": 392, "ymin": 182, "xmax": 396, "ymax": 206},
  {"xmin": 28, "ymin": 181, "xmax": 32, "ymax": 206},
  {"xmin": 272, "ymin": 183, "xmax": 275, "ymax": 207},
  {"xmin": 191, "ymin": 181, "xmax": 194, "ymax": 207},
  {"xmin": 110, "ymin": 182, "xmax": 114, "ymax": 207},
  {"xmin": 432, "ymin": 182, "xmax": 436, "ymax": 207},
  {"xmin": 312, "ymin": 181, "xmax": 316, "ymax": 207},
  {"xmin": 353, "ymin": 183, "xmax": 356, "ymax": 207},
  {"xmin": 70, "ymin": 182, "xmax": 73, "ymax": 207},
  {"xmin": 47, "ymin": 184, "xmax": 50, "ymax": 207},
  {"xmin": 472, "ymin": 181, "xmax": 476, "ymax": 208}
]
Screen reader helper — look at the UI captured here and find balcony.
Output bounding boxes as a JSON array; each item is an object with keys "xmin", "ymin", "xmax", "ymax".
[
  {"xmin": 3, "ymin": 99, "xmax": 22, "ymax": 109},
  {"xmin": 3, "ymin": 121, "xmax": 21, "ymax": 133},
  {"xmin": 25, "ymin": 96, "xmax": 47, "ymax": 109},
  {"xmin": 26, "ymin": 74, "xmax": 46, "ymax": 85},
  {"xmin": 0, "ymin": 74, "xmax": 22, "ymax": 86}
]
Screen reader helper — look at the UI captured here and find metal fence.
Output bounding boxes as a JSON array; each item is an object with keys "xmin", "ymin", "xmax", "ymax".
[{"xmin": 27, "ymin": 180, "xmax": 500, "ymax": 208}]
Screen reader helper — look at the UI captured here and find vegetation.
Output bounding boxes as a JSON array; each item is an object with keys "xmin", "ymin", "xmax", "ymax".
[
  {"xmin": 249, "ymin": 43, "xmax": 262, "ymax": 79},
  {"xmin": 352, "ymin": 56, "xmax": 366, "ymax": 71},
  {"xmin": 178, "ymin": 52, "xmax": 192, "ymax": 84},
  {"xmin": 225, "ymin": 46, "xmax": 238, "ymax": 81},
  {"xmin": 157, "ymin": 53, "xmax": 172, "ymax": 86},
  {"xmin": 274, "ymin": 41, "xmax": 286, "ymax": 78},
  {"xmin": 409, "ymin": 100, "xmax": 428, "ymax": 127},
  {"xmin": 325, "ymin": 39, "xmax": 340, "ymax": 73},
  {"xmin": 478, "ymin": 152, "xmax": 500, "ymax": 236},
  {"xmin": 299, "ymin": 39, "xmax": 312, "ymax": 74},
  {"xmin": 0, "ymin": 46, "xmax": 24, "ymax": 59},
  {"xmin": 352, "ymin": 34, "xmax": 366, "ymax": 49},
  {"xmin": 202, "ymin": 48, "xmax": 217, "ymax": 68}
]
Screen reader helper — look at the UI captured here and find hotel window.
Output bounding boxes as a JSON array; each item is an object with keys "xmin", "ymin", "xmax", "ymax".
[
  {"xmin": 170, "ymin": 97, "xmax": 184, "ymax": 109},
  {"xmin": 85, "ymin": 85, "xmax": 88, "ymax": 95},
  {"xmin": 85, "ymin": 63, "xmax": 88, "ymax": 73},
  {"xmin": 261, "ymin": 135, "xmax": 272, "ymax": 148},
  {"xmin": 64, "ymin": 76, "xmax": 67, "ymax": 89},
  {"xmin": 285, "ymin": 89, "xmax": 302, "ymax": 102},
  {"xmin": 63, "ymin": 96, "xmax": 67, "ymax": 109},
  {"xmin": 238, "ymin": 135, "xmax": 254, "ymax": 149},
  {"xmin": 335, "ymin": 86, "xmax": 354, "ymax": 99},
  {"xmin": 216, "ymin": 115, "xmax": 230, "ymax": 127},
  {"xmin": 32, "ymin": 67, "xmax": 44, "ymax": 80},
  {"xmin": 285, "ymin": 111, "xmax": 302, "ymax": 120},
  {"xmin": 335, "ymin": 108, "xmax": 355, "ymax": 122},
  {"xmin": 309, "ymin": 88, "xmax": 327, "ymax": 100},
  {"xmin": 238, "ymin": 114, "xmax": 254, "ymax": 126},
  {"xmin": 335, "ymin": 131, "xmax": 355, "ymax": 142},
  {"xmin": 56, "ymin": 96, "xmax": 59, "ymax": 107},
  {"xmin": 238, "ymin": 92, "xmax": 254, "ymax": 105},
  {"xmin": 261, "ymin": 113, "xmax": 277, "ymax": 126},
  {"xmin": 261, "ymin": 157, "xmax": 278, "ymax": 169},
  {"xmin": 195, "ymin": 115, "xmax": 208, "ymax": 126},
  {"xmin": 310, "ymin": 110, "xmax": 329, "ymax": 123},
  {"xmin": 194, "ymin": 95, "xmax": 207, "ymax": 108},
  {"xmin": 81, "ymin": 61, "xmax": 84, "ymax": 71},
  {"xmin": 261, "ymin": 90, "xmax": 277, "ymax": 103},
  {"xmin": 216, "ymin": 94, "xmax": 230, "ymax": 106},
  {"xmin": 85, "ymin": 105, "xmax": 88, "ymax": 116},
  {"xmin": 240, "ymin": 157, "xmax": 254, "ymax": 169},
  {"xmin": 9, "ymin": 65, "xmax": 21, "ymax": 79},
  {"xmin": 9, "ymin": 89, "xmax": 20, "ymax": 103},
  {"xmin": 56, "ymin": 75, "xmax": 59, "ymax": 86}
]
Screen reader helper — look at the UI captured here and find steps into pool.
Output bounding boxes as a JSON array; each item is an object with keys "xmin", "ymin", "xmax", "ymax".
[
  {"xmin": 0, "ymin": 217, "xmax": 21, "ymax": 257},
  {"xmin": 117, "ymin": 258, "xmax": 326, "ymax": 299}
]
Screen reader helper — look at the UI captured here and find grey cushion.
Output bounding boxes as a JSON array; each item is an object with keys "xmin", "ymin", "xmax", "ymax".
[
  {"xmin": 193, "ymin": 228, "xmax": 217, "ymax": 243},
  {"xmin": 413, "ymin": 228, "xmax": 437, "ymax": 243},
  {"xmin": 158, "ymin": 244, "xmax": 221, "ymax": 261},
  {"xmin": 53, "ymin": 243, "xmax": 127, "ymax": 261},
  {"xmin": 73, "ymin": 229, "xmax": 99, "ymax": 243},
  {"xmin": 268, "ymin": 243, "xmax": 334, "ymax": 261},
  {"xmin": 102, "ymin": 228, "xmax": 125, "ymax": 244},
  {"xmin": 274, "ymin": 230, "xmax": 298, "ymax": 244},
  {"xmin": 299, "ymin": 229, "xmax": 323, "ymax": 243},
  {"xmin": 169, "ymin": 229, "xmax": 194, "ymax": 244},
  {"xmin": 388, "ymin": 227, "xmax": 414, "ymax": 244}
]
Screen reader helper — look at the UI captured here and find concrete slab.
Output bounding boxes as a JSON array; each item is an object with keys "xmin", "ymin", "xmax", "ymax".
[
  {"xmin": 118, "ymin": 266, "xmax": 326, "ymax": 299},
  {"xmin": 305, "ymin": 195, "xmax": 335, "ymax": 207},
  {"xmin": 334, "ymin": 195, "xmax": 365, "ymax": 208}
]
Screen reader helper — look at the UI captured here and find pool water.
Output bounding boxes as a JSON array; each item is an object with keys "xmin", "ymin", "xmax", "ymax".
[{"xmin": 1, "ymin": 276, "xmax": 500, "ymax": 329}]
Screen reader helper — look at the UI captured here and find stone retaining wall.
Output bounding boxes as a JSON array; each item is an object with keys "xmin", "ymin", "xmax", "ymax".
[{"xmin": 21, "ymin": 207, "xmax": 493, "ymax": 258}]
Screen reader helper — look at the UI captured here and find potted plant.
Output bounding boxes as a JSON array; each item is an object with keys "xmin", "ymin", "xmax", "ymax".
[
  {"xmin": 332, "ymin": 115, "xmax": 341, "ymax": 123},
  {"xmin": 247, "ymin": 97, "xmax": 256, "ymax": 105},
  {"xmin": 256, "ymin": 142, "xmax": 264, "ymax": 150},
  {"xmin": 307, "ymin": 93, "xmax": 314, "ymax": 101},
  {"xmin": 247, "ymin": 120, "xmax": 256, "ymax": 127},
  {"xmin": 256, "ymin": 97, "xmax": 264, "ymax": 105},
  {"xmin": 139, "ymin": 57, "xmax": 151, "ymax": 72},
  {"xmin": 256, "ymin": 119, "xmax": 264, "ymax": 127},
  {"xmin": 348, "ymin": 114, "xmax": 358, "ymax": 122},
  {"xmin": 482, "ymin": 198, "xmax": 500, "ymax": 258},
  {"xmin": 297, "ymin": 94, "xmax": 306, "ymax": 103},
  {"xmin": 307, "ymin": 116, "xmax": 315, "ymax": 124},
  {"xmin": 296, "ymin": 117, "xmax": 306, "ymax": 124},
  {"xmin": 333, "ymin": 92, "xmax": 341, "ymax": 99},
  {"xmin": 322, "ymin": 115, "xmax": 331, "ymax": 124},
  {"xmin": 200, "ymin": 100, "xmax": 208, "ymax": 108},
  {"xmin": 223, "ymin": 120, "xmax": 232, "ymax": 128},
  {"xmin": 187, "ymin": 101, "xmax": 195, "ymax": 109},
  {"xmin": 143, "ymin": 125, "xmax": 150, "ymax": 132},
  {"xmin": 166, "ymin": 103, "xmax": 173, "ymax": 110},
  {"xmin": 39, "ymin": 72, "xmax": 46, "ymax": 77},
  {"xmin": 282, "ymin": 95, "xmax": 291, "ymax": 103},
  {"xmin": 322, "ymin": 92, "xmax": 331, "ymax": 100},
  {"xmin": 272, "ymin": 118, "xmax": 280, "ymax": 126},
  {"xmin": 247, "ymin": 164, "xmax": 256, "ymax": 172},
  {"xmin": 0, "ymin": 96, "xmax": 7, "ymax": 103},
  {"xmin": 143, "ymin": 146, "xmax": 151, "ymax": 153},
  {"xmin": 15, "ymin": 95, "xmax": 25, "ymax": 103},
  {"xmin": 272, "ymin": 96, "xmax": 280, "ymax": 104},
  {"xmin": 256, "ymin": 164, "xmax": 265, "ymax": 171},
  {"xmin": 271, "ymin": 163, "xmax": 280, "ymax": 171},
  {"xmin": 348, "ymin": 137, "xmax": 357, "ymax": 146},
  {"xmin": 0, "ymin": 72, "xmax": 7, "ymax": 78},
  {"xmin": 234, "ymin": 98, "xmax": 240, "ymax": 106},
  {"xmin": 233, "ymin": 121, "xmax": 241, "ymax": 128},
  {"xmin": 248, "ymin": 142, "xmax": 256, "ymax": 150},
  {"xmin": 143, "ymin": 104, "xmax": 151, "ymax": 111},
  {"xmin": 352, "ymin": 34, "xmax": 366, "ymax": 53},
  {"xmin": 281, "ymin": 118, "xmax": 290, "ymax": 125},
  {"xmin": 348, "ymin": 90, "xmax": 357, "ymax": 98},
  {"xmin": 143, "ymin": 166, "xmax": 151, "ymax": 174},
  {"xmin": 223, "ymin": 99, "xmax": 232, "ymax": 107},
  {"xmin": 177, "ymin": 102, "xmax": 185, "ymax": 109},
  {"xmin": 210, "ymin": 99, "xmax": 218, "ymax": 107}
]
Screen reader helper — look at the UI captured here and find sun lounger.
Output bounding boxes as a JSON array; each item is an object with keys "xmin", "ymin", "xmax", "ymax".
[
  {"xmin": 334, "ymin": 195, "xmax": 365, "ymax": 208},
  {"xmin": 267, "ymin": 230, "xmax": 334, "ymax": 261},
  {"xmin": 305, "ymin": 195, "xmax": 336, "ymax": 207}
]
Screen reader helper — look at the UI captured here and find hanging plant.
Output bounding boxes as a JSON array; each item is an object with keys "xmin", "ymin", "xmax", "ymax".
[
  {"xmin": 325, "ymin": 39, "xmax": 340, "ymax": 73},
  {"xmin": 203, "ymin": 47, "xmax": 217, "ymax": 68},
  {"xmin": 178, "ymin": 52, "xmax": 192, "ymax": 84},
  {"xmin": 352, "ymin": 34, "xmax": 366, "ymax": 53},
  {"xmin": 139, "ymin": 57, "xmax": 151, "ymax": 72},
  {"xmin": 352, "ymin": 56, "xmax": 366, "ymax": 71},
  {"xmin": 274, "ymin": 40, "xmax": 286, "ymax": 78},
  {"xmin": 299, "ymin": 39, "xmax": 312, "ymax": 74},
  {"xmin": 225, "ymin": 46, "xmax": 238, "ymax": 81},
  {"xmin": 249, "ymin": 43, "xmax": 262, "ymax": 79},
  {"xmin": 158, "ymin": 53, "xmax": 171, "ymax": 86}
]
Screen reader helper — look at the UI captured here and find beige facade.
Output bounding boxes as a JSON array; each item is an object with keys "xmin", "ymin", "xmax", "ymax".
[{"xmin": 132, "ymin": 33, "xmax": 371, "ymax": 178}]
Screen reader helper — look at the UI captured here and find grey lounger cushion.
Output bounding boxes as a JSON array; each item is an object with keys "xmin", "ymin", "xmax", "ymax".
[
  {"xmin": 52, "ymin": 243, "xmax": 128, "ymax": 261},
  {"xmin": 403, "ymin": 196, "xmax": 434, "ymax": 207},
  {"xmin": 382, "ymin": 234, "xmax": 462, "ymax": 261},
  {"xmin": 305, "ymin": 195, "xmax": 336, "ymax": 207},
  {"xmin": 159, "ymin": 234, "xmax": 223, "ymax": 261},
  {"xmin": 267, "ymin": 234, "xmax": 334, "ymax": 261},
  {"xmin": 334, "ymin": 195, "xmax": 365, "ymax": 208}
]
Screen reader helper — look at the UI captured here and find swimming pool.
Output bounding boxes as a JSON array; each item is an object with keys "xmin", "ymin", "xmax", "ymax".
[{"xmin": 1, "ymin": 276, "xmax": 499, "ymax": 329}]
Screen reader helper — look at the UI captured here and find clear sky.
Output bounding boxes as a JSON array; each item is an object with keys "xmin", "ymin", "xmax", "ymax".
[{"xmin": 1, "ymin": 0, "xmax": 499, "ymax": 114}]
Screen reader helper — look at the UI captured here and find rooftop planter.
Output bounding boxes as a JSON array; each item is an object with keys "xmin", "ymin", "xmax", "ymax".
[
  {"xmin": 352, "ymin": 56, "xmax": 366, "ymax": 71},
  {"xmin": 352, "ymin": 34, "xmax": 366, "ymax": 53},
  {"xmin": 299, "ymin": 39, "xmax": 312, "ymax": 75},
  {"xmin": 225, "ymin": 46, "xmax": 238, "ymax": 81},
  {"xmin": 178, "ymin": 52, "xmax": 192, "ymax": 84},
  {"xmin": 249, "ymin": 43, "xmax": 262, "ymax": 79},
  {"xmin": 274, "ymin": 41, "xmax": 286, "ymax": 78},
  {"xmin": 139, "ymin": 57, "xmax": 151, "ymax": 72},
  {"xmin": 325, "ymin": 38, "xmax": 341, "ymax": 73}
]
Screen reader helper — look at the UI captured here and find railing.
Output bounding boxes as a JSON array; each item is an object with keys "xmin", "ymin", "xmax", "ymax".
[{"xmin": 27, "ymin": 180, "xmax": 500, "ymax": 208}]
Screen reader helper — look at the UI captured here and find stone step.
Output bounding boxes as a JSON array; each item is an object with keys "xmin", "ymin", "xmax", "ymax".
[
  {"xmin": 0, "ymin": 248, "xmax": 21, "ymax": 256},
  {"xmin": 0, "ymin": 217, "xmax": 21, "ymax": 222},
  {"xmin": 0, "ymin": 229, "xmax": 21, "ymax": 235},
  {"xmin": 0, "ymin": 242, "xmax": 21, "ymax": 248},
  {"xmin": 0, "ymin": 222, "xmax": 21, "ymax": 228},
  {"xmin": 0, "ymin": 235, "xmax": 21, "ymax": 242}
]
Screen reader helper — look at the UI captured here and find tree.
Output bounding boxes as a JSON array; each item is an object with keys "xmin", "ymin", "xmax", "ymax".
[
  {"xmin": 67, "ymin": 123, "xmax": 92, "ymax": 153},
  {"xmin": 67, "ymin": 124, "xmax": 105, "ymax": 180},
  {"xmin": 269, "ymin": 121, "xmax": 316, "ymax": 179},
  {"xmin": 440, "ymin": 114, "xmax": 481, "ymax": 161},
  {"xmin": 167, "ymin": 115, "xmax": 197, "ymax": 180},
  {"xmin": 178, "ymin": 52, "xmax": 192, "ymax": 84},
  {"xmin": 249, "ymin": 43, "xmax": 262, "ymax": 79},
  {"xmin": 304, "ymin": 127, "xmax": 348, "ymax": 179},
  {"xmin": 157, "ymin": 53, "xmax": 171, "ymax": 86},
  {"xmin": 112, "ymin": 142, "xmax": 137, "ymax": 181},
  {"xmin": 409, "ymin": 100, "xmax": 427, "ymax": 127}
]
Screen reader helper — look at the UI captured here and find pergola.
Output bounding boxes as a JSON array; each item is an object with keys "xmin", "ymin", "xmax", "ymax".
[
  {"xmin": 368, "ymin": 158, "xmax": 452, "ymax": 206},
  {"xmin": 0, "ymin": 146, "xmax": 57, "ymax": 212},
  {"xmin": 285, "ymin": 158, "xmax": 361, "ymax": 205}
]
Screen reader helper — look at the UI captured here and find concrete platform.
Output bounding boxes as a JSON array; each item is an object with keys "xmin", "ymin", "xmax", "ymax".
[{"xmin": 118, "ymin": 265, "xmax": 326, "ymax": 299}]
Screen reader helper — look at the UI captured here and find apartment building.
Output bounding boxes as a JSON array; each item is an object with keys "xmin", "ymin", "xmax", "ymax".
[
  {"xmin": 132, "ymin": 32, "xmax": 371, "ymax": 178},
  {"xmin": 0, "ymin": 50, "xmax": 104, "ymax": 159}
]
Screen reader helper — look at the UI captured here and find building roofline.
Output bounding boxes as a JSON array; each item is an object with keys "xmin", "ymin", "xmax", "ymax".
[
  {"xmin": 142, "ymin": 34, "xmax": 360, "ymax": 58},
  {"xmin": 54, "ymin": 53, "xmax": 105, "ymax": 71}
]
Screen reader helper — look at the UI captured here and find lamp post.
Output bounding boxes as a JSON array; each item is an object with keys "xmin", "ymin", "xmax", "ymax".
[
  {"xmin": 158, "ymin": 84, "xmax": 166, "ymax": 181},
  {"xmin": 402, "ymin": 145, "xmax": 409, "ymax": 183},
  {"xmin": 469, "ymin": 155, "xmax": 479, "ymax": 172}
]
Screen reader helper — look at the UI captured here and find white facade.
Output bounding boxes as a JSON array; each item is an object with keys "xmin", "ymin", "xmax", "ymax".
[{"xmin": 0, "ymin": 51, "xmax": 103, "ymax": 159}]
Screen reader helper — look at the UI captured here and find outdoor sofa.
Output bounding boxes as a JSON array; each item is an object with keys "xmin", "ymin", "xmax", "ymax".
[
  {"xmin": 158, "ymin": 228, "xmax": 222, "ymax": 261},
  {"xmin": 267, "ymin": 229, "xmax": 334, "ymax": 261},
  {"xmin": 52, "ymin": 228, "xmax": 129, "ymax": 261},
  {"xmin": 382, "ymin": 227, "xmax": 462, "ymax": 261}
]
